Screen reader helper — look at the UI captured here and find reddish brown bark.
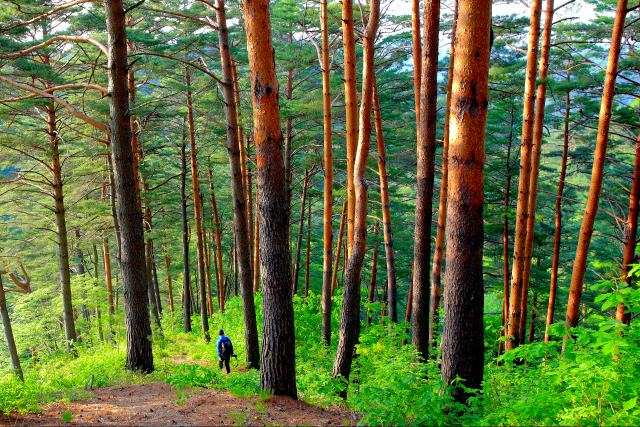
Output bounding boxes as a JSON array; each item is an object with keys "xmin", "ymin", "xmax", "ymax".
[
  {"xmin": 331, "ymin": 201, "xmax": 348, "ymax": 296},
  {"xmin": 430, "ymin": 0, "xmax": 457, "ymax": 349},
  {"xmin": 333, "ymin": 0, "xmax": 379, "ymax": 398},
  {"xmin": 186, "ymin": 68, "xmax": 210, "ymax": 342},
  {"xmin": 412, "ymin": 0, "xmax": 440, "ymax": 360},
  {"xmin": 367, "ymin": 221, "xmax": 380, "ymax": 326},
  {"xmin": 293, "ymin": 169, "xmax": 311, "ymax": 294},
  {"xmin": 0, "ymin": 273, "xmax": 23, "ymax": 381},
  {"xmin": 441, "ymin": 0, "xmax": 491, "ymax": 403},
  {"xmin": 507, "ymin": 0, "xmax": 543, "ymax": 351},
  {"xmin": 242, "ymin": 0, "xmax": 297, "ymax": 397},
  {"xmin": 566, "ymin": 0, "xmax": 628, "ymax": 333},
  {"xmin": 304, "ymin": 198, "xmax": 312, "ymax": 298}
]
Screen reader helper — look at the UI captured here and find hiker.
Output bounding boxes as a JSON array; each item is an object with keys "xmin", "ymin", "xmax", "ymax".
[{"xmin": 216, "ymin": 329, "xmax": 234, "ymax": 374}]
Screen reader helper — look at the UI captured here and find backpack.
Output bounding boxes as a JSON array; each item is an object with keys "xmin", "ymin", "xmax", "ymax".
[{"xmin": 220, "ymin": 338, "xmax": 232, "ymax": 359}]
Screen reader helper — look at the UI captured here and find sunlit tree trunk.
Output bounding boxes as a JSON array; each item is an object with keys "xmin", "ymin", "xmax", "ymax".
[
  {"xmin": 333, "ymin": 0, "xmax": 379, "ymax": 398},
  {"xmin": 304, "ymin": 198, "xmax": 312, "ymax": 298},
  {"xmin": 104, "ymin": 0, "xmax": 153, "ymax": 373},
  {"xmin": 441, "ymin": 0, "xmax": 491, "ymax": 403},
  {"xmin": 430, "ymin": 0, "xmax": 457, "ymax": 350},
  {"xmin": 412, "ymin": 0, "xmax": 440, "ymax": 360},
  {"xmin": 208, "ymin": 164, "xmax": 225, "ymax": 311},
  {"xmin": 566, "ymin": 0, "xmax": 628, "ymax": 333},
  {"xmin": 520, "ymin": 0, "xmax": 555, "ymax": 343},
  {"xmin": 507, "ymin": 0, "xmax": 543, "ymax": 351},
  {"xmin": 366, "ymin": 221, "xmax": 380, "ymax": 326},
  {"xmin": 242, "ymin": 0, "xmax": 297, "ymax": 396}
]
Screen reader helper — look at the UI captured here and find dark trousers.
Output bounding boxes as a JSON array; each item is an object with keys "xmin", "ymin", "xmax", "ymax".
[{"xmin": 219, "ymin": 356, "xmax": 230, "ymax": 374}]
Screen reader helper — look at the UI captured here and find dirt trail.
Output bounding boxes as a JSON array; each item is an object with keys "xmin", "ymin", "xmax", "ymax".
[{"xmin": 1, "ymin": 382, "xmax": 359, "ymax": 426}]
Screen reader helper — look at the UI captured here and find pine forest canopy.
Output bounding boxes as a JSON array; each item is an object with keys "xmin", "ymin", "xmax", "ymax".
[{"xmin": 0, "ymin": 0, "xmax": 639, "ymax": 423}]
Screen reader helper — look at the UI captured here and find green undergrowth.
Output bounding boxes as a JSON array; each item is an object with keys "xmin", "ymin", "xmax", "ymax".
[{"xmin": 3, "ymin": 280, "xmax": 640, "ymax": 426}]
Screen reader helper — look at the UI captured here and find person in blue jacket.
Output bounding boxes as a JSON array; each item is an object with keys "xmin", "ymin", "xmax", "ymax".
[{"xmin": 216, "ymin": 329, "xmax": 234, "ymax": 374}]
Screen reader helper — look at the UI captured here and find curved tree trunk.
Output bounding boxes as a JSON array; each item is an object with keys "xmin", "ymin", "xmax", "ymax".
[
  {"xmin": 441, "ymin": 0, "xmax": 491, "ymax": 403},
  {"xmin": 411, "ymin": 0, "xmax": 440, "ymax": 360},
  {"xmin": 565, "ymin": 0, "xmax": 628, "ymax": 333},
  {"xmin": 104, "ymin": 0, "xmax": 153, "ymax": 373},
  {"xmin": 332, "ymin": 0, "xmax": 379, "ymax": 399},
  {"xmin": 242, "ymin": 0, "xmax": 297, "ymax": 396},
  {"xmin": 507, "ymin": 0, "xmax": 543, "ymax": 351}
]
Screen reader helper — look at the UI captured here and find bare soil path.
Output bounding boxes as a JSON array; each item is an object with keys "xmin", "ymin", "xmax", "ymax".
[{"xmin": 1, "ymin": 382, "xmax": 360, "ymax": 426}]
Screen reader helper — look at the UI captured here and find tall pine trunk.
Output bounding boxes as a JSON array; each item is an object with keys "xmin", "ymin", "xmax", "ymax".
[
  {"xmin": 0, "ymin": 273, "xmax": 23, "ymax": 381},
  {"xmin": 293, "ymin": 169, "xmax": 311, "ymax": 294},
  {"xmin": 332, "ymin": 0, "xmax": 379, "ymax": 398},
  {"xmin": 242, "ymin": 0, "xmax": 296, "ymax": 396},
  {"xmin": 412, "ymin": 0, "xmax": 440, "ymax": 360},
  {"xmin": 507, "ymin": 0, "xmax": 543, "ymax": 351},
  {"xmin": 180, "ymin": 121, "xmax": 192, "ymax": 333},
  {"xmin": 104, "ymin": 0, "xmax": 153, "ymax": 373},
  {"xmin": 565, "ymin": 0, "xmax": 628, "ymax": 332},
  {"xmin": 441, "ymin": 0, "xmax": 491, "ymax": 403},
  {"xmin": 331, "ymin": 201, "xmax": 348, "ymax": 295}
]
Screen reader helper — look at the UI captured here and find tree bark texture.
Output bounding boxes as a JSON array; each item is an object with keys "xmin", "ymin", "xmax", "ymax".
[
  {"xmin": 331, "ymin": 201, "xmax": 347, "ymax": 296},
  {"xmin": 332, "ymin": 0, "xmax": 379, "ymax": 399},
  {"xmin": 104, "ymin": 0, "xmax": 153, "ymax": 373},
  {"xmin": 441, "ymin": 0, "xmax": 491, "ymax": 403},
  {"xmin": 519, "ymin": 0, "xmax": 554, "ymax": 344},
  {"xmin": 180, "ymin": 121, "xmax": 192, "ymax": 333},
  {"xmin": 0, "ymin": 273, "xmax": 23, "ymax": 381},
  {"xmin": 372, "ymin": 78, "xmax": 398, "ymax": 325},
  {"xmin": 321, "ymin": 0, "xmax": 334, "ymax": 346},
  {"xmin": 565, "ymin": 0, "xmax": 628, "ymax": 331},
  {"xmin": 48, "ymin": 104, "xmax": 77, "ymax": 353},
  {"xmin": 242, "ymin": 0, "xmax": 297, "ymax": 397},
  {"xmin": 545, "ymin": 87, "xmax": 570, "ymax": 342},
  {"xmin": 507, "ymin": 0, "xmax": 542, "ymax": 351},
  {"xmin": 430, "ymin": 0, "xmax": 457, "ymax": 349},
  {"xmin": 186, "ymin": 68, "xmax": 210, "ymax": 342},
  {"xmin": 411, "ymin": 0, "xmax": 440, "ymax": 360}
]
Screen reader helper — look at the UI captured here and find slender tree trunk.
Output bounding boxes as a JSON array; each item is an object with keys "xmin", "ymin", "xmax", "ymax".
[
  {"xmin": 499, "ymin": 107, "xmax": 515, "ymax": 357},
  {"xmin": 293, "ymin": 169, "xmax": 311, "ymax": 295},
  {"xmin": 107, "ymin": 155, "xmax": 122, "ymax": 267},
  {"xmin": 441, "ymin": 0, "xmax": 491, "ymax": 403},
  {"xmin": 185, "ymin": 68, "xmax": 210, "ymax": 342},
  {"xmin": 520, "ymin": 0, "xmax": 555, "ymax": 343},
  {"xmin": 305, "ymin": 198, "xmax": 312, "ymax": 298},
  {"xmin": 93, "ymin": 242, "xmax": 104, "ymax": 342},
  {"xmin": 507, "ymin": 0, "xmax": 543, "ymax": 351},
  {"xmin": 103, "ymin": 238, "xmax": 114, "ymax": 316},
  {"xmin": 208, "ymin": 163, "xmax": 225, "ymax": 311},
  {"xmin": 321, "ymin": 0, "xmax": 334, "ymax": 346},
  {"xmin": 545, "ymin": 88, "xmax": 570, "ymax": 343},
  {"xmin": 254, "ymin": 196, "xmax": 261, "ymax": 292},
  {"xmin": 104, "ymin": 0, "xmax": 153, "ymax": 373},
  {"xmin": 402, "ymin": 272, "xmax": 414, "ymax": 346},
  {"xmin": 617, "ymin": 127, "xmax": 640, "ymax": 325},
  {"xmin": 209, "ymin": 0, "xmax": 260, "ymax": 366},
  {"xmin": 429, "ymin": 0, "xmax": 457, "ymax": 351},
  {"xmin": 242, "ymin": 0, "xmax": 297, "ymax": 396},
  {"xmin": 180, "ymin": 121, "xmax": 192, "ymax": 333},
  {"xmin": 373, "ymin": 77, "xmax": 398, "ymax": 326},
  {"xmin": 528, "ymin": 292, "xmax": 537, "ymax": 342},
  {"xmin": 333, "ymin": 0, "xmax": 379, "ymax": 399},
  {"xmin": 566, "ymin": 0, "xmax": 628, "ymax": 333},
  {"xmin": 331, "ymin": 201, "xmax": 348, "ymax": 296},
  {"xmin": 0, "ymin": 273, "xmax": 23, "ymax": 381},
  {"xmin": 367, "ymin": 221, "xmax": 380, "ymax": 326},
  {"xmin": 412, "ymin": 0, "xmax": 440, "ymax": 360},
  {"xmin": 411, "ymin": 0, "xmax": 421, "ymax": 144},
  {"xmin": 48, "ymin": 104, "xmax": 77, "ymax": 353},
  {"xmin": 343, "ymin": 0, "xmax": 358, "ymax": 256},
  {"xmin": 201, "ymin": 204, "xmax": 214, "ymax": 316}
]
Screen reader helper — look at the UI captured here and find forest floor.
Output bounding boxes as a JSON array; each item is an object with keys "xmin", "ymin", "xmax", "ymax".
[{"xmin": 1, "ymin": 381, "xmax": 359, "ymax": 426}]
